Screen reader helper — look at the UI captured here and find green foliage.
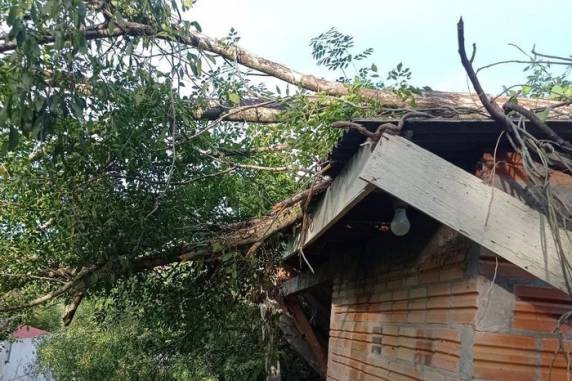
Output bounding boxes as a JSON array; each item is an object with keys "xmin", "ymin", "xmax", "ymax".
[
  {"xmin": 310, "ymin": 27, "xmax": 380, "ymax": 87},
  {"xmin": 38, "ymin": 266, "xmax": 276, "ymax": 381},
  {"xmin": 26, "ymin": 304, "xmax": 64, "ymax": 333},
  {"xmin": 501, "ymin": 45, "xmax": 572, "ymax": 100},
  {"xmin": 0, "ymin": 0, "xmax": 206, "ymax": 152},
  {"xmin": 0, "ymin": 4, "xmax": 402, "ymax": 379},
  {"xmin": 309, "ymin": 27, "xmax": 426, "ymax": 104},
  {"xmin": 310, "ymin": 27, "xmax": 373, "ymax": 72},
  {"xmin": 521, "ymin": 65, "xmax": 572, "ymax": 99}
]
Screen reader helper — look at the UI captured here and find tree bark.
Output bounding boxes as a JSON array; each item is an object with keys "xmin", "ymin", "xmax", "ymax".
[
  {"xmin": 3, "ymin": 21, "xmax": 571, "ymax": 120},
  {"xmin": 193, "ymin": 103, "xmax": 282, "ymax": 123}
]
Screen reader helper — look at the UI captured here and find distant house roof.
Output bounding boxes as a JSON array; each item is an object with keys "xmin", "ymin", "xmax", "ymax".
[{"xmin": 12, "ymin": 325, "xmax": 49, "ymax": 339}]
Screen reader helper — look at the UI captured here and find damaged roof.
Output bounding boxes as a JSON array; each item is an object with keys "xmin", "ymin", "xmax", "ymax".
[{"xmin": 325, "ymin": 118, "xmax": 572, "ymax": 178}]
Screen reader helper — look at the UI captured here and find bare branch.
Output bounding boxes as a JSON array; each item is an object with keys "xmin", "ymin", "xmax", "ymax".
[
  {"xmin": 503, "ymin": 102, "xmax": 572, "ymax": 149},
  {"xmin": 457, "ymin": 18, "xmax": 518, "ymax": 133},
  {"xmin": 531, "ymin": 48, "xmax": 572, "ymax": 63},
  {"xmin": 477, "ymin": 60, "xmax": 572, "ymax": 74},
  {"xmin": 0, "ymin": 265, "xmax": 97, "ymax": 313},
  {"xmin": 3, "ymin": 20, "xmax": 571, "ymax": 119}
]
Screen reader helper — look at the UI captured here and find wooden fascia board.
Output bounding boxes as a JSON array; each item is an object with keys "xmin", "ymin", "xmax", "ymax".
[
  {"xmin": 359, "ymin": 134, "xmax": 570, "ymax": 293},
  {"xmin": 302, "ymin": 144, "xmax": 375, "ymax": 248}
]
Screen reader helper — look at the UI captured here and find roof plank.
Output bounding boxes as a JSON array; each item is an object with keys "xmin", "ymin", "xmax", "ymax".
[
  {"xmin": 360, "ymin": 134, "xmax": 571, "ymax": 293},
  {"xmin": 302, "ymin": 144, "xmax": 375, "ymax": 247}
]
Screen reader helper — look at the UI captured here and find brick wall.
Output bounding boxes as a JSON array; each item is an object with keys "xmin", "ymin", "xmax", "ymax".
[
  {"xmin": 473, "ymin": 250, "xmax": 572, "ymax": 381},
  {"xmin": 327, "ymin": 226, "xmax": 572, "ymax": 381}
]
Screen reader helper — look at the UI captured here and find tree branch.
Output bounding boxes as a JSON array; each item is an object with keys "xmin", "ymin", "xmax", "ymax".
[
  {"xmin": 503, "ymin": 102, "xmax": 572, "ymax": 149},
  {"xmin": 0, "ymin": 265, "xmax": 97, "ymax": 313},
  {"xmin": 531, "ymin": 48, "xmax": 572, "ymax": 63},
  {"xmin": 0, "ymin": 179, "xmax": 331, "ymax": 313},
  {"xmin": 62, "ymin": 291, "xmax": 84, "ymax": 326},
  {"xmin": 3, "ymin": 20, "xmax": 572, "ymax": 119},
  {"xmin": 458, "ymin": 18, "xmax": 572, "ymax": 149},
  {"xmin": 477, "ymin": 59, "xmax": 572, "ymax": 74},
  {"xmin": 457, "ymin": 18, "xmax": 520, "ymax": 133}
]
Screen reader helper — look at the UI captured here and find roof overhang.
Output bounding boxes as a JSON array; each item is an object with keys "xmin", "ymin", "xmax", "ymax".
[{"xmin": 290, "ymin": 133, "xmax": 572, "ymax": 293}]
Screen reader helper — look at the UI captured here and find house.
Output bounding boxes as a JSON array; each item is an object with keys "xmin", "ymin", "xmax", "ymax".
[
  {"xmin": 0, "ymin": 325, "xmax": 52, "ymax": 381},
  {"xmin": 279, "ymin": 118, "xmax": 572, "ymax": 381}
]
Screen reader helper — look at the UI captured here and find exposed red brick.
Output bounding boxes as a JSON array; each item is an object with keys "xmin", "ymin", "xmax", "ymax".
[
  {"xmin": 449, "ymin": 307, "xmax": 477, "ymax": 324},
  {"xmin": 409, "ymin": 299, "xmax": 427, "ymax": 311},
  {"xmin": 386, "ymin": 278, "xmax": 402, "ymax": 290},
  {"xmin": 418, "ymin": 269, "xmax": 440, "ymax": 284},
  {"xmin": 480, "ymin": 259, "xmax": 536, "ymax": 279},
  {"xmin": 409, "ymin": 286, "xmax": 427, "ymax": 299},
  {"xmin": 473, "ymin": 363, "xmax": 537, "ymax": 381},
  {"xmin": 540, "ymin": 369, "xmax": 572, "ymax": 381},
  {"xmin": 474, "ymin": 332, "xmax": 539, "ymax": 381},
  {"xmin": 423, "ymin": 369, "xmax": 448, "ymax": 381},
  {"xmin": 325, "ymin": 225, "xmax": 572, "ymax": 380},
  {"xmin": 392, "ymin": 289, "xmax": 408, "ymax": 301},
  {"xmin": 430, "ymin": 352, "xmax": 458, "ymax": 373},
  {"xmin": 426, "ymin": 309, "xmax": 448, "ymax": 323},
  {"xmin": 427, "ymin": 283, "xmax": 451, "ymax": 297},
  {"xmin": 427, "ymin": 295, "xmax": 450, "ymax": 310},
  {"xmin": 513, "ymin": 285, "xmax": 572, "ymax": 333},
  {"xmin": 450, "ymin": 293, "xmax": 479, "ymax": 309},
  {"xmin": 439, "ymin": 267, "xmax": 465, "ymax": 282},
  {"xmin": 391, "ymin": 300, "xmax": 408, "ymax": 311},
  {"xmin": 407, "ymin": 310, "xmax": 426, "ymax": 323},
  {"xmin": 537, "ymin": 338, "xmax": 572, "ymax": 380},
  {"xmin": 475, "ymin": 331, "xmax": 537, "ymax": 348},
  {"xmin": 404, "ymin": 275, "xmax": 418, "ymax": 287},
  {"xmin": 515, "ymin": 285, "xmax": 572, "ymax": 303},
  {"xmin": 451, "ymin": 278, "xmax": 479, "ymax": 294}
]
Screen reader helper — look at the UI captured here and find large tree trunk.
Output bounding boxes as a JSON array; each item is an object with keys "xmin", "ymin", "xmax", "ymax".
[{"xmin": 2, "ymin": 21, "xmax": 571, "ymax": 119}]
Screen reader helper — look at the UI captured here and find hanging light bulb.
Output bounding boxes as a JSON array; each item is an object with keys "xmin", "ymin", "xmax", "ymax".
[{"xmin": 390, "ymin": 205, "xmax": 410, "ymax": 236}]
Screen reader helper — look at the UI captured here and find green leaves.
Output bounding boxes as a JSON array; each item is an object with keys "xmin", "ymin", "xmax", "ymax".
[
  {"xmin": 228, "ymin": 92, "xmax": 241, "ymax": 105},
  {"xmin": 535, "ymin": 108, "xmax": 549, "ymax": 122},
  {"xmin": 550, "ymin": 84, "xmax": 572, "ymax": 99},
  {"xmin": 6, "ymin": 4, "xmax": 23, "ymax": 27},
  {"xmin": 0, "ymin": 6, "xmax": 385, "ymax": 381},
  {"xmin": 310, "ymin": 27, "xmax": 371, "ymax": 71},
  {"xmin": 42, "ymin": 0, "xmax": 59, "ymax": 17}
]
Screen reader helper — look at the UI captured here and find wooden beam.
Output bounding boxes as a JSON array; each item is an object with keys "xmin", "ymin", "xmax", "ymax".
[
  {"xmin": 283, "ymin": 296, "xmax": 328, "ymax": 378},
  {"xmin": 360, "ymin": 134, "xmax": 571, "ymax": 293},
  {"xmin": 277, "ymin": 313, "xmax": 322, "ymax": 376},
  {"xmin": 303, "ymin": 145, "xmax": 375, "ymax": 247},
  {"xmin": 280, "ymin": 262, "xmax": 333, "ymax": 296}
]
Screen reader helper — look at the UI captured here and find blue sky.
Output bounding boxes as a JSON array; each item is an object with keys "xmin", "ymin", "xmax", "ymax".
[{"xmin": 191, "ymin": 0, "xmax": 572, "ymax": 93}]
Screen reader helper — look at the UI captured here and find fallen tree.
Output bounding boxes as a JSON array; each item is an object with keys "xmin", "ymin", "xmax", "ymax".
[
  {"xmin": 0, "ymin": 178, "xmax": 330, "ymax": 315},
  {"xmin": 2, "ymin": 7, "xmax": 572, "ymax": 123},
  {"xmin": 1, "ymin": 2, "xmax": 572, "ymax": 379}
]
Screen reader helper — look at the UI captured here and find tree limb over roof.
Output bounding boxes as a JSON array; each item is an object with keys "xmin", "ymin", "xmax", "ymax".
[{"xmin": 2, "ymin": 19, "xmax": 571, "ymax": 123}]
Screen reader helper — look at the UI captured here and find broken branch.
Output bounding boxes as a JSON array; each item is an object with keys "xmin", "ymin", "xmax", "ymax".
[{"xmin": 0, "ymin": 179, "xmax": 331, "ymax": 314}]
